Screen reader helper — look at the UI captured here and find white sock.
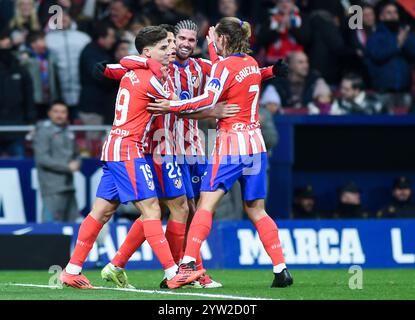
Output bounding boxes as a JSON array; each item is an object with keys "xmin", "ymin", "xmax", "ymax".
[
  {"xmin": 109, "ymin": 263, "xmax": 123, "ymax": 271},
  {"xmin": 182, "ymin": 256, "xmax": 196, "ymax": 264},
  {"xmin": 165, "ymin": 265, "xmax": 179, "ymax": 280},
  {"xmin": 273, "ymin": 263, "xmax": 287, "ymax": 274},
  {"xmin": 65, "ymin": 263, "xmax": 82, "ymax": 275}
]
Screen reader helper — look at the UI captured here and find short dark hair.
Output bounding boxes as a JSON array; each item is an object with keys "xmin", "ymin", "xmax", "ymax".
[
  {"xmin": 27, "ymin": 31, "xmax": 45, "ymax": 45},
  {"xmin": 375, "ymin": 0, "xmax": 397, "ymax": 19},
  {"xmin": 113, "ymin": 0, "xmax": 134, "ymax": 12},
  {"xmin": 92, "ymin": 22, "xmax": 113, "ymax": 41},
  {"xmin": 135, "ymin": 26, "xmax": 167, "ymax": 54},
  {"xmin": 159, "ymin": 24, "xmax": 175, "ymax": 35},
  {"xmin": 342, "ymin": 73, "xmax": 365, "ymax": 91},
  {"xmin": 49, "ymin": 100, "xmax": 68, "ymax": 111}
]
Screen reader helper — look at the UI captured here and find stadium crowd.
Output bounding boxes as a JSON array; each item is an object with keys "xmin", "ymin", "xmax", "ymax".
[{"xmin": 0, "ymin": 0, "xmax": 414, "ymax": 220}]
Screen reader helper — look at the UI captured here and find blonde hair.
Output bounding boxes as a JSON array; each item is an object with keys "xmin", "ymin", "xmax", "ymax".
[
  {"xmin": 10, "ymin": 0, "xmax": 40, "ymax": 32},
  {"xmin": 215, "ymin": 17, "xmax": 252, "ymax": 55}
]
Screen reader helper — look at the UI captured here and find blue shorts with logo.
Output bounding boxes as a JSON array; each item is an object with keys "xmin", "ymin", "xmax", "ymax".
[
  {"xmin": 200, "ymin": 152, "xmax": 267, "ymax": 201},
  {"xmin": 178, "ymin": 155, "xmax": 208, "ymax": 199},
  {"xmin": 145, "ymin": 154, "xmax": 186, "ymax": 199},
  {"xmin": 96, "ymin": 158, "xmax": 157, "ymax": 204}
]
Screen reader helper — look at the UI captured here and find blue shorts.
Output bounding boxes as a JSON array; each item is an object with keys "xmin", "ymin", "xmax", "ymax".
[
  {"xmin": 145, "ymin": 154, "xmax": 186, "ymax": 199},
  {"xmin": 96, "ymin": 158, "xmax": 157, "ymax": 204},
  {"xmin": 179, "ymin": 156, "xmax": 208, "ymax": 199},
  {"xmin": 201, "ymin": 153, "xmax": 267, "ymax": 201}
]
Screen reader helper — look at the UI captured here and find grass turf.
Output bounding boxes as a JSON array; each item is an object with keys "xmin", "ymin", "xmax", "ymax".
[{"xmin": 0, "ymin": 269, "xmax": 414, "ymax": 300}]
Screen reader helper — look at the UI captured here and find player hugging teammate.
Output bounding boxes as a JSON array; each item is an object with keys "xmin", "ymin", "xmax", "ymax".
[{"xmin": 59, "ymin": 18, "xmax": 292, "ymax": 290}]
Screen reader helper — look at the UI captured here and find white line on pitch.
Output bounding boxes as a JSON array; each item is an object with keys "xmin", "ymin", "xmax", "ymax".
[{"xmin": 4, "ymin": 283, "xmax": 277, "ymax": 300}]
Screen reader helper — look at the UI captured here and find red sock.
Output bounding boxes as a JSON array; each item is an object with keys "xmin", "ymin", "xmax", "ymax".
[
  {"xmin": 255, "ymin": 216, "xmax": 285, "ymax": 265},
  {"xmin": 112, "ymin": 219, "xmax": 146, "ymax": 268},
  {"xmin": 69, "ymin": 215, "xmax": 103, "ymax": 267},
  {"xmin": 143, "ymin": 219, "xmax": 175, "ymax": 269},
  {"xmin": 165, "ymin": 220, "xmax": 186, "ymax": 265},
  {"xmin": 184, "ymin": 209, "xmax": 212, "ymax": 259},
  {"xmin": 196, "ymin": 253, "xmax": 204, "ymax": 271}
]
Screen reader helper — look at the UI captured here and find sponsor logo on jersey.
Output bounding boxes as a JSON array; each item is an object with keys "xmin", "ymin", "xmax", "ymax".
[{"xmin": 231, "ymin": 121, "xmax": 261, "ymax": 131}]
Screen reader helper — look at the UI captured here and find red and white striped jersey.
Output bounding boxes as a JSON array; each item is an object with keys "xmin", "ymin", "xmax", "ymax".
[
  {"xmin": 169, "ymin": 54, "xmax": 267, "ymax": 156},
  {"xmin": 170, "ymin": 58, "xmax": 213, "ymax": 156},
  {"xmin": 105, "ymin": 56, "xmax": 177, "ymax": 156},
  {"xmin": 101, "ymin": 67, "xmax": 173, "ymax": 161}
]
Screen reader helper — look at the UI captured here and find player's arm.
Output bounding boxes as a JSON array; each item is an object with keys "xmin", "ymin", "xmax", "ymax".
[
  {"xmin": 206, "ymin": 26, "xmax": 223, "ymax": 65},
  {"xmin": 148, "ymin": 62, "xmax": 229, "ymax": 114},
  {"xmin": 177, "ymin": 101, "xmax": 240, "ymax": 119},
  {"xmin": 146, "ymin": 75, "xmax": 176, "ymax": 101},
  {"xmin": 261, "ymin": 60, "xmax": 289, "ymax": 80},
  {"xmin": 98, "ymin": 56, "xmax": 164, "ymax": 81}
]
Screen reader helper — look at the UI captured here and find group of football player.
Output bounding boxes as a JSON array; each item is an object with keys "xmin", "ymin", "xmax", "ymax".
[{"xmin": 59, "ymin": 17, "xmax": 293, "ymax": 290}]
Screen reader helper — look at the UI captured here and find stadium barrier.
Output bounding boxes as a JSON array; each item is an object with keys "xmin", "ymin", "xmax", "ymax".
[{"xmin": 0, "ymin": 219, "xmax": 414, "ymax": 269}]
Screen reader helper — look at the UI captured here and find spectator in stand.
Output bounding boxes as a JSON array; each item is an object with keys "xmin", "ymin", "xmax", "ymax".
[
  {"xmin": 143, "ymin": 0, "xmax": 188, "ymax": 26},
  {"xmin": 100, "ymin": 0, "xmax": 135, "ymax": 39},
  {"xmin": 212, "ymin": 0, "xmax": 245, "ymax": 25},
  {"xmin": 333, "ymin": 182, "xmax": 370, "ymax": 219},
  {"xmin": 377, "ymin": 176, "xmax": 415, "ymax": 218},
  {"xmin": 0, "ymin": 30, "xmax": 35, "ymax": 158},
  {"xmin": 20, "ymin": 31, "xmax": 61, "ymax": 120},
  {"xmin": 307, "ymin": 79, "xmax": 334, "ymax": 115},
  {"xmin": 33, "ymin": 101, "xmax": 81, "ymax": 222},
  {"xmin": 9, "ymin": 0, "xmax": 41, "ymax": 51},
  {"xmin": 114, "ymin": 39, "xmax": 131, "ymax": 62},
  {"xmin": 78, "ymin": 22, "xmax": 117, "ymax": 156},
  {"xmin": 45, "ymin": 9, "xmax": 91, "ymax": 117},
  {"xmin": 303, "ymin": 9, "xmax": 355, "ymax": 86},
  {"xmin": 345, "ymin": 3, "xmax": 377, "ymax": 83},
  {"xmin": 291, "ymin": 185, "xmax": 320, "ymax": 219},
  {"xmin": 257, "ymin": 0, "xmax": 303, "ymax": 65},
  {"xmin": 330, "ymin": 73, "xmax": 383, "ymax": 115},
  {"xmin": 365, "ymin": 1, "xmax": 415, "ymax": 112},
  {"xmin": 261, "ymin": 51, "xmax": 327, "ymax": 110},
  {"xmin": 0, "ymin": 0, "xmax": 14, "ymax": 32}
]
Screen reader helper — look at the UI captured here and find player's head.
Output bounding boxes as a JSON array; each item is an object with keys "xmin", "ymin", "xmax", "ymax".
[
  {"xmin": 214, "ymin": 17, "xmax": 252, "ymax": 56},
  {"xmin": 135, "ymin": 26, "xmax": 169, "ymax": 66},
  {"xmin": 48, "ymin": 101, "xmax": 69, "ymax": 126},
  {"xmin": 159, "ymin": 24, "xmax": 177, "ymax": 63},
  {"xmin": 174, "ymin": 19, "xmax": 198, "ymax": 61}
]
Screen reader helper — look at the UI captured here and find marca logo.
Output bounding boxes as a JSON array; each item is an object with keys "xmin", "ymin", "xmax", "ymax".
[{"xmin": 238, "ymin": 228, "xmax": 366, "ymax": 265}]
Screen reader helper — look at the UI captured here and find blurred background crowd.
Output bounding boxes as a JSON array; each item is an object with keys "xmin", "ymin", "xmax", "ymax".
[{"xmin": 0, "ymin": 0, "xmax": 414, "ymax": 221}]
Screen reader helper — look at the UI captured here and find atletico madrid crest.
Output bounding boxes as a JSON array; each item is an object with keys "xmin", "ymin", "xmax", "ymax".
[{"xmin": 174, "ymin": 178, "xmax": 183, "ymax": 189}]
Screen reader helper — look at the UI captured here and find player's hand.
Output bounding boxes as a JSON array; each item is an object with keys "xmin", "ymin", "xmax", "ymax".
[
  {"xmin": 69, "ymin": 160, "xmax": 81, "ymax": 173},
  {"xmin": 147, "ymin": 99, "xmax": 171, "ymax": 114},
  {"xmin": 206, "ymin": 26, "xmax": 216, "ymax": 45},
  {"xmin": 93, "ymin": 60, "xmax": 110, "ymax": 81},
  {"xmin": 212, "ymin": 101, "xmax": 240, "ymax": 119},
  {"xmin": 272, "ymin": 59, "xmax": 289, "ymax": 79}
]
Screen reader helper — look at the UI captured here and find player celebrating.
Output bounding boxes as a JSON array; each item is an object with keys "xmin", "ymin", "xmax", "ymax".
[
  {"xmin": 147, "ymin": 18, "xmax": 294, "ymax": 289},
  {"xmin": 99, "ymin": 23, "xmax": 236, "ymax": 289},
  {"xmin": 59, "ymin": 26, "xmax": 205, "ymax": 289}
]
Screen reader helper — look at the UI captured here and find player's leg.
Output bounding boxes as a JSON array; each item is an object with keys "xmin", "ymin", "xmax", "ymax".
[
  {"xmin": 100, "ymin": 158, "xmax": 156, "ymax": 288},
  {"xmin": 243, "ymin": 199, "xmax": 293, "ymax": 287},
  {"xmin": 60, "ymin": 197, "xmax": 119, "ymax": 289},
  {"xmin": 163, "ymin": 195, "xmax": 188, "ymax": 264},
  {"xmin": 240, "ymin": 152, "xmax": 293, "ymax": 288},
  {"xmin": 168, "ymin": 155, "xmax": 239, "ymax": 289},
  {"xmin": 183, "ymin": 158, "xmax": 222, "ymax": 288}
]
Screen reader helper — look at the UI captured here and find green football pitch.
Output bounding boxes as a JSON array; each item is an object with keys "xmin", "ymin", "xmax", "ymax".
[{"xmin": 0, "ymin": 269, "xmax": 414, "ymax": 300}]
